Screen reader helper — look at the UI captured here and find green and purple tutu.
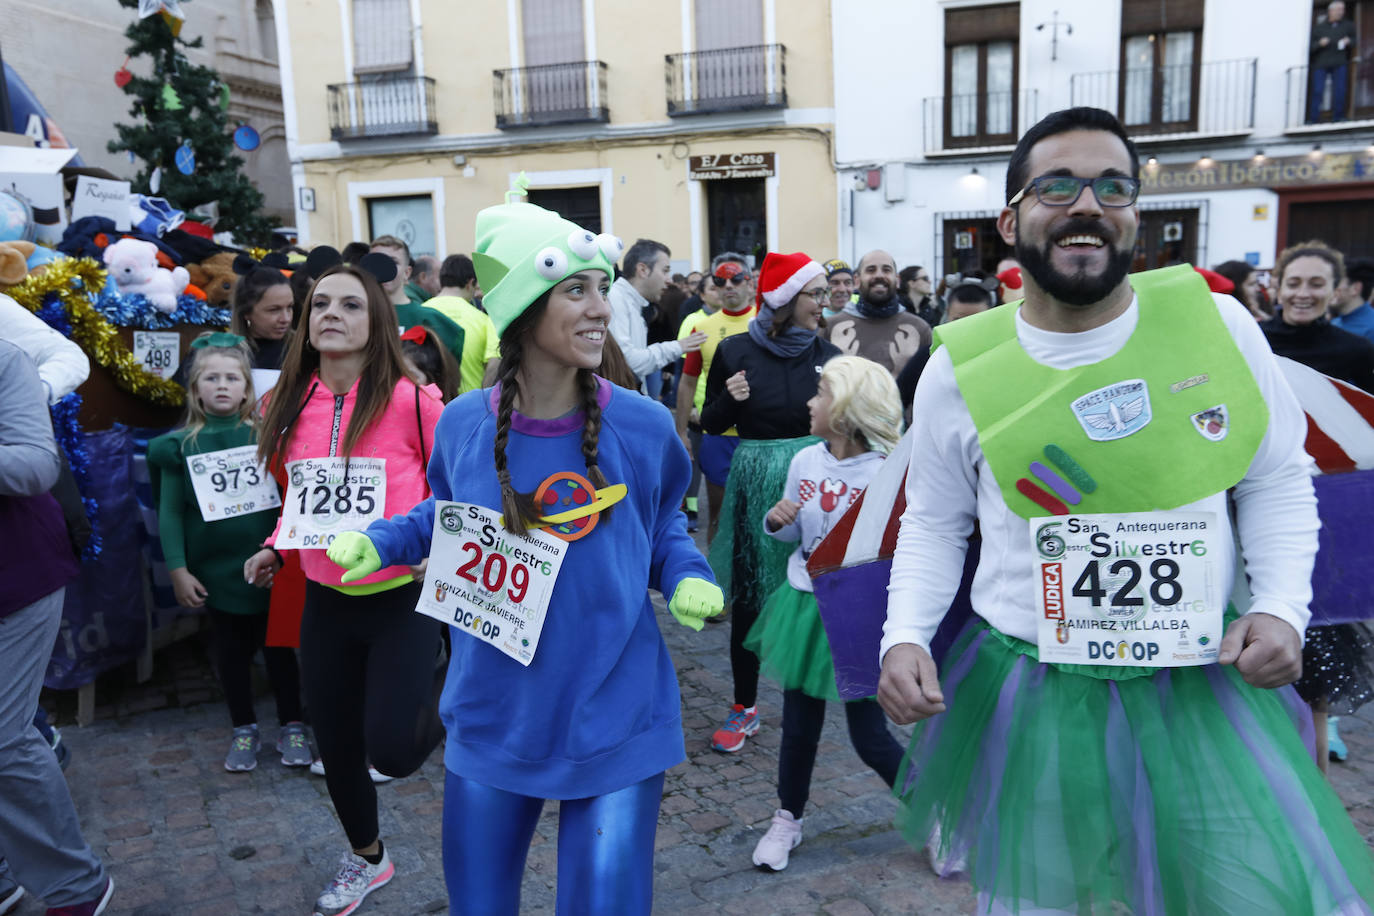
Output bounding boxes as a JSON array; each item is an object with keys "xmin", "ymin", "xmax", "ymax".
[
  {"xmin": 745, "ymin": 583, "xmax": 841, "ymax": 702},
  {"xmin": 897, "ymin": 620, "xmax": 1374, "ymax": 915}
]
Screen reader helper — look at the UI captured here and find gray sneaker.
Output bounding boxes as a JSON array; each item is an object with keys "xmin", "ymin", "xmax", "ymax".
[
  {"xmin": 224, "ymin": 725, "xmax": 260, "ymax": 772},
  {"xmin": 277, "ymin": 722, "xmax": 312, "ymax": 767},
  {"xmin": 0, "ymin": 872, "xmax": 24, "ymax": 916},
  {"xmin": 314, "ymin": 849, "xmax": 393, "ymax": 916}
]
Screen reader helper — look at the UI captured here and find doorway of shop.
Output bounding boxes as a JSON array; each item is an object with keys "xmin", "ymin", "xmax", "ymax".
[
  {"xmin": 706, "ymin": 178, "xmax": 766, "ymax": 264},
  {"xmin": 525, "ymin": 186, "xmax": 602, "ymax": 235}
]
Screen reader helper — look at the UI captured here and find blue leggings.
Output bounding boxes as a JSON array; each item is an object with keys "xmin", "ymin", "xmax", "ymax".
[{"xmin": 442, "ymin": 769, "xmax": 664, "ymax": 916}]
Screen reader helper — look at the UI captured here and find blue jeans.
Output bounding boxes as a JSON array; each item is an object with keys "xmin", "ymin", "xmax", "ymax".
[
  {"xmin": 1308, "ymin": 64, "xmax": 1348, "ymax": 122},
  {"xmin": 442, "ymin": 769, "xmax": 664, "ymax": 915}
]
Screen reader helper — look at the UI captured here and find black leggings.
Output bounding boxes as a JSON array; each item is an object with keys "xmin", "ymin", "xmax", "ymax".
[
  {"xmin": 729, "ymin": 549, "xmax": 763, "ymax": 709},
  {"xmin": 208, "ymin": 608, "xmax": 301, "ymax": 728},
  {"xmin": 777, "ymin": 689, "xmax": 904, "ymax": 819},
  {"xmin": 299, "ymin": 580, "xmax": 445, "ymax": 850}
]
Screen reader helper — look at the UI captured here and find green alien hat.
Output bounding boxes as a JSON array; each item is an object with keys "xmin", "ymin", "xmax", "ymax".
[{"xmin": 473, "ymin": 178, "xmax": 623, "ymax": 337}]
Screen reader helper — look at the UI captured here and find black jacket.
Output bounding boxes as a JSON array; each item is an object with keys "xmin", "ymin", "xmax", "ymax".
[
  {"xmin": 1262, "ymin": 317, "xmax": 1374, "ymax": 394},
  {"xmin": 700, "ymin": 333, "xmax": 841, "ymax": 439}
]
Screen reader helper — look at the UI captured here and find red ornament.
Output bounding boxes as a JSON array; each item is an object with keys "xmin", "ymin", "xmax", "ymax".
[{"xmin": 114, "ymin": 67, "xmax": 132, "ymax": 88}]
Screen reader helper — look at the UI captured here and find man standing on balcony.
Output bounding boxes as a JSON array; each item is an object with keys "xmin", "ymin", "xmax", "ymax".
[
  {"xmin": 1308, "ymin": 0, "xmax": 1357, "ymax": 123},
  {"xmin": 607, "ymin": 238, "xmax": 707, "ymax": 394},
  {"xmin": 822, "ymin": 250, "xmax": 931, "ymax": 376}
]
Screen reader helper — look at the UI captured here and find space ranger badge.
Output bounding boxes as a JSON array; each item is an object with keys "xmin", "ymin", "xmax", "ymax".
[
  {"xmin": 1070, "ymin": 379, "xmax": 1152, "ymax": 442},
  {"xmin": 1190, "ymin": 405, "xmax": 1229, "ymax": 442}
]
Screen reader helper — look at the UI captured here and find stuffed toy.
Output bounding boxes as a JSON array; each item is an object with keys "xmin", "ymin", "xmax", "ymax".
[
  {"xmin": 186, "ymin": 251, "xmax": 239, "ymax": 307},
  {"xmin": 0, "ymin": 240, "xmax": 34, "ymax": 286},
  {"xmin": 103, "ymin": 236, "xmax": 189, "ymax": 314}
]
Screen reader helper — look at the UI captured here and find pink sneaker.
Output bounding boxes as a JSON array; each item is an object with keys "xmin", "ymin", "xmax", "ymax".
[
  {"xmin": 752, "ymin": 809, "xmax": 803, "ymax": 870},
  {"xmin": 44, "ymin": 877, "xmax": 113, "ymax": 916}
]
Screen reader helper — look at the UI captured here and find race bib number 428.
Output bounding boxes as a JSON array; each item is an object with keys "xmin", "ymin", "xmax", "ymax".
[
  {"xmin": 276, "ymin": 457, "xmax": 386, "ymax": 549},
  {"xmin": 1032, "ymin": 511, "xmax": 1223, "ymax": 667}
]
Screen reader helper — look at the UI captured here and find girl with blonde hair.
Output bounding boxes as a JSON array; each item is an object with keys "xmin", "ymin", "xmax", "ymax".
[{"xmin": 744, "ymin": 355, "xmax": 906, "ymax": 870}]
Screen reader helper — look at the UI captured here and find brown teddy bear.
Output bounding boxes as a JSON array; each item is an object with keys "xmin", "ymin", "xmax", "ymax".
[
  {"xmin": 186, "ymin": 251, "xmax": 239, "ymax": 307},
  {"xmin": 0, "ymin": 240, "xmax": 37, "ymax": 287}
]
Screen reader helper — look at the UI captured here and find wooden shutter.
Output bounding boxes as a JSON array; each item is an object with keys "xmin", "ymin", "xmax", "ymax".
[
  {"xmin": 695, "ymin": 0, "xmax": 763, "ymax": 50},
  {"xmin": 1120, "ymin": 0, "xmax": 1204, "ymax": 35},
  {"xmin": 945, "ymin": 3, "xmax": 1019, "ymax": 45},
  {"xmin": 353, "ymin": 0, "xmax": 412, "ymax": 73},
  {"xmin": 522, "ymin": 0, "xmax": 586, "ymax": 66}
]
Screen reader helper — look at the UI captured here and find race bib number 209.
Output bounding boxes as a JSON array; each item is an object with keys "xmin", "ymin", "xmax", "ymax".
[{"xmin": 1032, "ymin": 511, "xmax": 1223, "ymax": 667}]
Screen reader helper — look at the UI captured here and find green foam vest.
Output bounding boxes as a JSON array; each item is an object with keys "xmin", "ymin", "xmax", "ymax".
[{"xmin": 935, "ymin": 265, "xmax": 1267, "ymax": 519}]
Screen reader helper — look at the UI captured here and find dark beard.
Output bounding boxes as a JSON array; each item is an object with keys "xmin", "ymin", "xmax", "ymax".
[
  {"xmin": 1016, "ymin": 220, "xmax": 1133, "ymax": 307},
  {"xmin": 863, "ymin": 282, "xmax": 894, "ymax": 305}
]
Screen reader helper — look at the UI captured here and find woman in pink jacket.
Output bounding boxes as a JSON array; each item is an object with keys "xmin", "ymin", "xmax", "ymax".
[{"xmin": 244, "ymin": 261, "xmax": 444, "ymax": 916}]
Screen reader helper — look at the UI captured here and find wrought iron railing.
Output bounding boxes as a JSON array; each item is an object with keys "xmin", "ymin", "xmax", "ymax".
[
  {"xmin": 1069, "ymin": 58, "xmax": 1256, "ymax": 136},
  {"xmin": 665, "ymin": 44, "xmax": 786, "ymax": 116},
  {"xmin": 327, "ymin": 76, "xmax": 437, "ymax": 140},
  {"xmin": 493, "ymin": 60, "xmax": 609, "ymax": 128},
  {"xmin": 922, "ymin": 89, "xmax": 1037, "ymax": 151},
  {"xmin": 1284, "ymin": 63, "xmax": 1372, "ymax": 127}
]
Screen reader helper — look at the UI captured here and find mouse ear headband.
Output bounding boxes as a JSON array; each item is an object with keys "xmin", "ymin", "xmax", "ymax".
[
  {"xmin": 303, "ymin": 246, "xmax": 398, "ymax": 285},
  {"xmin": 232, "ymin": 252, "xmax": 292, "ymax": 277}
]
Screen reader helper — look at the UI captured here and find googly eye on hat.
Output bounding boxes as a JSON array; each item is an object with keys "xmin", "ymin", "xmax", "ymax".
[
  {"xmin": 567, "ymin": 230, "xmax": 598, "ymax": 261},
  {"xmin": 534, "ymin": 247, "xmax": 569, "ymax": 280},
  {"xmin": 596, "ymin": 234, "xmax": 624, "ymax": 262}
]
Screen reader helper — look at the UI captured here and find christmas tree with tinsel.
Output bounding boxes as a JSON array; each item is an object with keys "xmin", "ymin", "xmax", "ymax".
[{"xmin": 107, "ymin": 0, "xmax": 277, "ymax": 244}]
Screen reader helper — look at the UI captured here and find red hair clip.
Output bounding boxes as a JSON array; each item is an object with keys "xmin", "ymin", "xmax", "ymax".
[{"xmin": 400, "ymin": 325, "xmax": 429, "ymax": 345}]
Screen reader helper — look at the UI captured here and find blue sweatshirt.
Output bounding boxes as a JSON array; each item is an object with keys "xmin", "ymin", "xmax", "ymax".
[{"xmin": 365, "ymin": 376, "xmax": 712, "ymax": 799}]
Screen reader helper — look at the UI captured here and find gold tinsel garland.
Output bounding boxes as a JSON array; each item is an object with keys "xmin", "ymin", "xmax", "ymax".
[{"xmin": 9, "ymin": 258, "xmax": 187, "ymax": 406}]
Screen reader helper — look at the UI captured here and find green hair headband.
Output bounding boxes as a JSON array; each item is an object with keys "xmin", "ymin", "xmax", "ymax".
[
  {"xmin": 191, "ymin": 332, "xmax": 247, "ymax": 349},
  {"xmin": 473, "ymin": 174, "xmax": 623, "ymax": 337}
]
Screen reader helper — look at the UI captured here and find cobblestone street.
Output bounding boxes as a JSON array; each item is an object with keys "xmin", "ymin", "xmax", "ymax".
[{"xmin": 22, "ymin": 530, "xmax": 1374, "ymax": 915}]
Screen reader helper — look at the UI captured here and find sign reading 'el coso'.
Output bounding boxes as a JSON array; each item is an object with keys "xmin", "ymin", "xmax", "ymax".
[{"xmin": 688, "ymin": 152, "xmax": 776, "ymax": 180}]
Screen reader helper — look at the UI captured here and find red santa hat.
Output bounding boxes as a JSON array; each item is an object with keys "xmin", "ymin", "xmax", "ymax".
[
  {"xmin": 997, "ymin": 266, "xmax": 1023, "ymax": 290},
  {"xmin": 755, "ymin": 251, "xmax": 824, "ymax": 310},
  {"xmin": 1194, "ymin": 267, "xmax": 1235, "ymax": 295}
]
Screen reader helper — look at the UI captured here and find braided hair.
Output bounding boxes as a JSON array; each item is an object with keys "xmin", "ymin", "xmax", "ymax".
[{"xmin": 492, "ymin": 292, "xmax": 612, "ymax": 532}]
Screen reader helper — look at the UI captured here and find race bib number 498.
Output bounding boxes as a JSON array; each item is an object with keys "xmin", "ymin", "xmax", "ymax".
[
  {"xmin": 276, "ymin": 457, "xmax": 386, "ymax": 549},
  {"xmin": 1032, "ymin": 511, "xmax": 1223, "ymax": 667}
]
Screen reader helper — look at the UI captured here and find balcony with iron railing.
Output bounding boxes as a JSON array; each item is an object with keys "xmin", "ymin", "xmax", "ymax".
[
  {"xmin": 1069, "ymin": 58, "xmax": 1256, "ymax": 138},
  {"xmin": 665, "ymin": 44, "xmax": 786, "ymax": 116},
  {"xmin": 327, "ymin": 76, "xmax": 437, "ymax": 141},
  {"xmin": 922, "ymin": 89, "xmax": 1038, "ymax": 153},
  {"xmin": 493, "ymin": 60, "xmax": 609, "ymax": 128},
  {"xmin": 1283, "ymin": 63, "xmax": 1374, "ymax": 129}
]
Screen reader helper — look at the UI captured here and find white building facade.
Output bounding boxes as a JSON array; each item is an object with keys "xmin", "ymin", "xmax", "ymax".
[{"xmin": 832, "ymin": 0, "xmax": 1374, "ymax": 279}]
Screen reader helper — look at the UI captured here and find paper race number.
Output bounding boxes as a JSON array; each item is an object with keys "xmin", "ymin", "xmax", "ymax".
[
  {"xmin": 276, "ymin": 457, "xmax": 386, "ymax": 548},
  {"xmin": 1032, "ymin": 511, "xmax": 1222, "ymax": 667},
  {"xmin": 133, "ymin": 331, "xmax": 180, "ymax": 380},
  {"xmin": 417, "ymin": 502, "xmax": 566, "ymax": 666},
  {"xmin": 185, "ymin": 445, "xmax": 280, "ymax": 522}
]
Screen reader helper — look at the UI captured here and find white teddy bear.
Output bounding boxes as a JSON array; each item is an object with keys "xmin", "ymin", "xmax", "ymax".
[{"xmin": 103, "ymin": 237, "xmax": 190, "ymax": 314}]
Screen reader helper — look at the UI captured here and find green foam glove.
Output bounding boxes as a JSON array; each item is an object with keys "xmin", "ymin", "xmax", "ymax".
[
  {"xmin": 668, "ymin": 577, "xmax": 724, "ymax": 632},
  {"xmin": 327, "ymin": 532, "xmax": 382, "ymax": 584}
]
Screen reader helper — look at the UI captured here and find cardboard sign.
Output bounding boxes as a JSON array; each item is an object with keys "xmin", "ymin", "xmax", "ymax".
[{"xmin": 71, "ymin": 176, "xmax": 132, "ymax": 230}]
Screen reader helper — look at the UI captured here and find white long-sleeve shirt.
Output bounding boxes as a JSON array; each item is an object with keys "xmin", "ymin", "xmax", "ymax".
[
  {"xmin": 882, "ymin": 292, "xmax": 1318, "ymax": 663},
  {"xmin": 0, "ymin": 293, "xmax": 90, "ymax": 403},
  {"xmin": 607, "ymin": 277, "xmax": 683, "ymax": 386}
]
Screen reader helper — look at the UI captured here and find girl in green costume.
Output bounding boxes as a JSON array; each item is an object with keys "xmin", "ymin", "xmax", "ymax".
[{"xmin": 148, "ymin": 333, "xmax": 307, "ymax": 772}]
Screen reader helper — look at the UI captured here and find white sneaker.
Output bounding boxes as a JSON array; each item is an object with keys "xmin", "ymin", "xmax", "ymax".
[
  {"xmin": 926, "ymin": 823, "xmax": 968, "ymax": 876},
  {"xmin": 752, "ymin": 809, "xmax": 803, "ymax": 871},
  {"xmin": 308, "ymin": 759, "xmax": 394, "ymax": 784},
  {"xmin": 313, "ymin": 848, "xmax": 393, "ymax": 916}
]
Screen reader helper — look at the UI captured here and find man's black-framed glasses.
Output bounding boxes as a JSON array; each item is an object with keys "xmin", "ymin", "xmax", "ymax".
[{"xmin": 1008, "ymin": 175, "xmax": 1141, "ymax": 208}]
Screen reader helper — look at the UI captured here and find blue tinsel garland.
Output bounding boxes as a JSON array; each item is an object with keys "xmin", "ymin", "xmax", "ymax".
[
  {"xmin": 91, "ymin": 287, "xmax": 231, "ymax": 330},
  {"xmin": 36, "ymin": 295, "xmax": 103, "ymax": 560}
]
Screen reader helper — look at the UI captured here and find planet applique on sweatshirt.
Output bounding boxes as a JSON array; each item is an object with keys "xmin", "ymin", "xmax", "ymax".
[{"xmin": 533, "ymin": 471, "xmax": 626, "ymax": 542}]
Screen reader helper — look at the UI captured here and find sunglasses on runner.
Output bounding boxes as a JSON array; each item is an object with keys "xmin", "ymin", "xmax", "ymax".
[
  {"xmin": 1008, "ymin": 175, "xmax": 1141, "ymax": 208},
  {"xmin": 712, "ymin": 274, "xmax": 751, "ymax": 287}
]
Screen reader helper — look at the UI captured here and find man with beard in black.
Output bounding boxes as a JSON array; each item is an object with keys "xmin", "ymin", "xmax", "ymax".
[
  {"xmin": 822, "ymin": 249, "xmax": 930, "ymax": 376},
  {"xmin": 875, "ymin": 106, "xmax": 1374, "ymax": 914}
]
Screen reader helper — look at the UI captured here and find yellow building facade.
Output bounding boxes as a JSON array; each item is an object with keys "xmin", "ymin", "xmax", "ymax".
[{"xmin": 275, "ymin": 0, "xmax": 838, "ymax": 272}]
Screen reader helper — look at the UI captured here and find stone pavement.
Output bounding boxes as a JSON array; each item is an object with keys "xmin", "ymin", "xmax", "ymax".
[{"xmin": 22, "ymin": 545, "xmax": 1374, "ymax": 914}]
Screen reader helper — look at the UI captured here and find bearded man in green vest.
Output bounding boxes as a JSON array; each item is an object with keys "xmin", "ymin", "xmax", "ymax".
[{"xmin": 876, "ymin": 107, "xmax": 1373, "ymax": 914}]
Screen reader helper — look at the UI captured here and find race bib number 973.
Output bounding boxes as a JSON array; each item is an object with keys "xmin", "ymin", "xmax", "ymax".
[
  {"xmin": 186, "ymin": 445, "xmax": 280, "ymax": 522},
  {"xmin": 417, "ymin": 502, "xmax": 566, "ymax": 667},
  {"xmin": 1032, "ymin": 511, "xmax": 1223, "ymax": 667},
  {"xmin": 276, "ymin": 457, "xmax": 386, "ymax": 549}
]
